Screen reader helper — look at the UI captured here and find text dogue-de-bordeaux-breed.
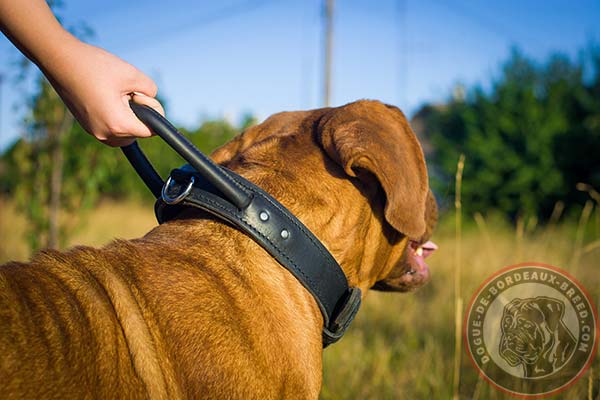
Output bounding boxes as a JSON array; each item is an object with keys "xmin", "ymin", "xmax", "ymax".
[{"xmin": 0, "ymin": 100, "xmax": 438, "ymax": 399}]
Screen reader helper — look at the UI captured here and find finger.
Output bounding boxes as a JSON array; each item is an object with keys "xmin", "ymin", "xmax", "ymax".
[
  {"xmin": 102, "ymin": 136, "xmax": 135, "ymax": 148},
  {"xmin": 118, "ymin": 94, "xmax": 154, "ymax": 138},
  {"xmin": 130, "ymin": 92, "xmax": 165, "ymax": 116},
  {"xmin": 132, "ymin": 70, "xmax": 158, "ymax": 97}
]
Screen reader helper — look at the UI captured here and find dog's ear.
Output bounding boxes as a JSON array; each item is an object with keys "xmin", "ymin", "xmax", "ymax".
[
  {"xmin": 318, "ymin": 100, "xmax": 428, "ymax": 238},
  {"xmin": 534, "ymin": 296, "xmax": 565, "ymax": 331}
]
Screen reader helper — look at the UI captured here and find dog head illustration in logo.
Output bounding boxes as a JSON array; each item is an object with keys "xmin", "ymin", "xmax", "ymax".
[{"xmin": 499, "ymin": 296, "xmax": 576, "ymax": 378}]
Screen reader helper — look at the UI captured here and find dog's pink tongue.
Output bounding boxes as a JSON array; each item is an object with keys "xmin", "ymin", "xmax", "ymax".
[{"xmin": 421, "ymin": 240, "xmax": 438, "ymax": 258}]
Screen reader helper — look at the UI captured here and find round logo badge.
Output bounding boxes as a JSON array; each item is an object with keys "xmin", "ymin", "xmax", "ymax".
[{"xmin": 465, "ymin": 263, "xmax": 598, "ymax": 397}]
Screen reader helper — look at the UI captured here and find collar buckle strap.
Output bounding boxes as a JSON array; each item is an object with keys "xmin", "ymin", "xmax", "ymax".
[{"xmin": 323, "ymin": 287, "xmax": 362, "ymax": 346}]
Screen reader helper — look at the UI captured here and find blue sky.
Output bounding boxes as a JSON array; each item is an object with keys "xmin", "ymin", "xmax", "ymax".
[{"xmin": 1, "ymin": 0, "xmax": 599, "ymax": 151}]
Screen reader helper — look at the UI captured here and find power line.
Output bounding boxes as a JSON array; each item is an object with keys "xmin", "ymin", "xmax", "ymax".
[
  {"xmin": 117, "ymin": 0, "xmax": 279, "ymax": 54},
  {"xmin": 429, "ymin": 0, "xmax": 543, "ymax": 49}
]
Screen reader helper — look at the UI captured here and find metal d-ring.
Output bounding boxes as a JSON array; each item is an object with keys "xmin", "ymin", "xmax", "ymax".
[{"xmin": 161, "ymin": 176, "xmax": 195, "ymax": 205}]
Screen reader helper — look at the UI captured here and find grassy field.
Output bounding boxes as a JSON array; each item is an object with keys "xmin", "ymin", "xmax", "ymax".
[{"xmin": 0, "ymin": 198, "xmax": 598, "ymax": 399}]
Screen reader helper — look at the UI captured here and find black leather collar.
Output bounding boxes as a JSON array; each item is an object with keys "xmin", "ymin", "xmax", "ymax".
[{"xmin": 122, "ymin": 102, "xmax": 361, "ymax": 347}]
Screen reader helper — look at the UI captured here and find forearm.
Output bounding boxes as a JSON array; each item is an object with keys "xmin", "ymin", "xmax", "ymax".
[
  {"xmin": 1, "ymin": 0, "xmax": 162, "ymax": 145},
  {"xmin": 0, "ymin": 0, "xmax": 79, "ymax": 73}
]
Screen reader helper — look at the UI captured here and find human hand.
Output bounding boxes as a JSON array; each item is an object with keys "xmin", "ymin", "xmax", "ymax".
[
  {"xmin": 43, "ymin": 40, "xmax": 164, "ymax": 147},
  {"xmin": 0, "ymin": 0, "xmax": 163, "ymax": 146}
]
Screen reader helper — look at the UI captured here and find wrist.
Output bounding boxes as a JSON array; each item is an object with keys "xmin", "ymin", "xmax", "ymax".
[{"xmin": 35, "ymin": 28, "xmax": 82, "ymax": 78}]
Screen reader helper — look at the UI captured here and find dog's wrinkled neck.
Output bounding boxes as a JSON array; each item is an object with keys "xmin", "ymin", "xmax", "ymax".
[{"xmin": 220, "ymin": 136, "xmax": 402, "ymax": 294}]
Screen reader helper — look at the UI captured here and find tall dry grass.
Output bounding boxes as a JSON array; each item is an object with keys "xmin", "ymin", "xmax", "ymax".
[
  {"xmin": 0, "ymin": 197, "xmax": 157, "ymax": 263},
  {"xmin": 453, "ymin": 154, "xmax": 465, "ymax": 400},
  {"xmin": 322, "ymin": 210, "xmax": 599, "ymax": 400},
  {"xmin": 0, "ymin": 197, "xmax": 598, "ymax": 399}
]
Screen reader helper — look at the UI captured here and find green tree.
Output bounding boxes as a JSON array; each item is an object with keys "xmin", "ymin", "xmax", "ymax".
[
  {"xmin": 1, "ymin": 105, "xmax": 254, "ymax": 247},
  {"xmin": 426, "ymin": 47, "xmax": 600, "ymax": 221},
  {"xmin": 0, "ymin": 1, "xmax": 96, "ymax": 250}
]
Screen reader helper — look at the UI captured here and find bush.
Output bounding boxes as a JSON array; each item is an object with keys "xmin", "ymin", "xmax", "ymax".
[{"xmin": 424, "ymin": 47, "xmax": 600, "ymax": 221}]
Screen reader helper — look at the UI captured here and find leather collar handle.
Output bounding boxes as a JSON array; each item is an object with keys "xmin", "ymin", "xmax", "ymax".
[
  {"xmin": 121, "ymin": 142, "xmax": 163, "ymax": 198},
  {"xmin": 121, "ymin": 101, "xmax": 252, "ymax": 210}
]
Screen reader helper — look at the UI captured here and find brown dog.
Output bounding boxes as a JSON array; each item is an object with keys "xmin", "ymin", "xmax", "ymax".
[{"xmin": 0, "ymin": 100, "xmax": 438, "ymax": 399}]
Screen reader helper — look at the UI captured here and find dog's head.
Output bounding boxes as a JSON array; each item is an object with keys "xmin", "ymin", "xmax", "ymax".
[
  {"xmin": 212, "ymin": 100, "xmax": 437, "ymax": 292},
  {"xmin": 499, "ymin": 297, "xmax": 571, "ymax": 369}
]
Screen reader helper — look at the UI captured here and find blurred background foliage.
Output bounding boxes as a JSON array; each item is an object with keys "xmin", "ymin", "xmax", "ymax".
[
  {"xmin": 0, "ymin": 94, "xmax": 255, "ymax": 203},
  {"xmin": 1, "ymin": 44, "xmax": 599, "ymax": 250},
  {"xmin": 416, "ymin": 46, "xmax": 600, "ymax": 220},
  {"xmin": 0, "ymin": 75, "xmax": 255, "ymax": 249}
]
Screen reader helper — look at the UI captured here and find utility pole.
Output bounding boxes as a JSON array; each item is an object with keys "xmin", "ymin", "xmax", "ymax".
[{"xmin": 323, "ymin": 0, "xmax": 334, "ymax": 107}]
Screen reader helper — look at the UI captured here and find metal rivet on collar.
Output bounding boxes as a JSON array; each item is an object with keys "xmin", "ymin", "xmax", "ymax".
[
  {"xmin": 259, "ymin": 211, "xmax": 269, "ymax": 221},
  {"xmin": 280, "ymin": 229, "xmax": 289, "ymax": 239}
]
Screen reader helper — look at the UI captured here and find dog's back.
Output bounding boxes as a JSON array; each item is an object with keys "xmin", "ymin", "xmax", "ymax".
[
  {"xmin": 0, "ymin": 240, "xmax": 175, "ymax": 398},
  {"xmin": 0, "ymin": 217, "xmax": 322, "ymax": 399}
]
